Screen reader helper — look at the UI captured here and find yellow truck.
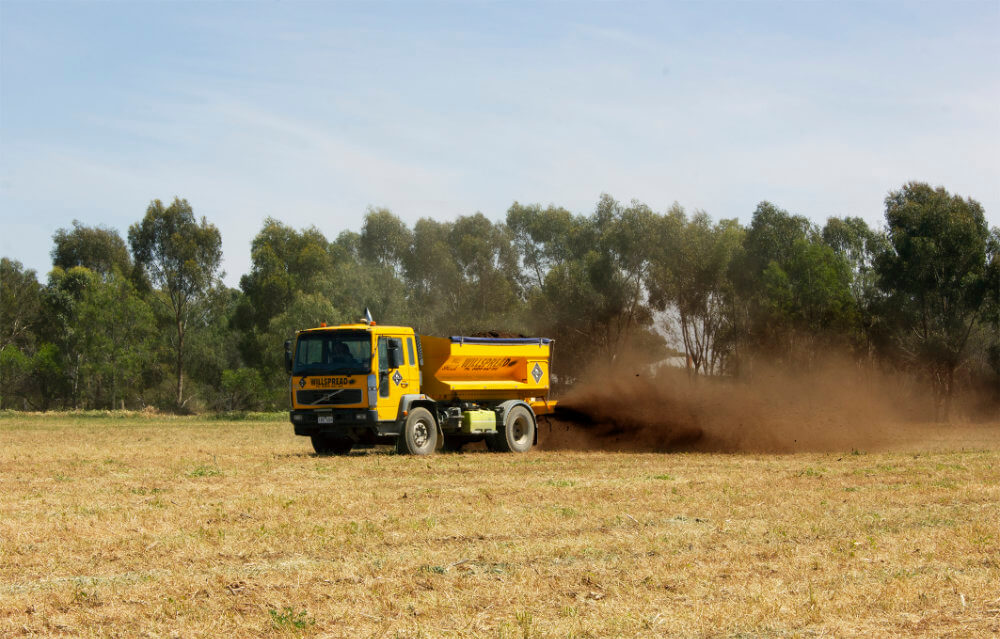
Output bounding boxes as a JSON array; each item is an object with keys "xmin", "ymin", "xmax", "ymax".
[{"xmin": 284, "ymin": 312, "xmax": 555, "ymax": 455}]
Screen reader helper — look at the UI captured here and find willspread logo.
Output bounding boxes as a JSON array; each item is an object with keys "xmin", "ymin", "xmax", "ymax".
[
  {"xmin": 298, "ymin": 377, "xmax": 306, "ymax": 389},
  {"xmin": 308, "ymin": 377, "xmax": 353, "ymax": 387},
  {"xmin": 392, "ymin": 370, "xmax": 403, "ymax": 386},
  {"xmin": 442, "ymin": 357, "xmax": 517, "ymax": 372},
  {"xmin": 531, "ymin": 363, "xmax": 544, "ymax": 383}
]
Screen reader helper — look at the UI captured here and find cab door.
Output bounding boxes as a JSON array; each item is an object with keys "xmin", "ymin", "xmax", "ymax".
[{"xmin": 375, "ymin": 335, "xmax": 416, "ymax": 422}]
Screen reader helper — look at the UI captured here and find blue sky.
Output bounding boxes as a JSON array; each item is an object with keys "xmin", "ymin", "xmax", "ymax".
[{"xmin": 2, "ymin": 1, "xmax": 998, "ymax": 286}]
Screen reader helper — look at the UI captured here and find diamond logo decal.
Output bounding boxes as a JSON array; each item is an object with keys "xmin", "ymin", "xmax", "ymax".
[
  {"xmin": 531, "ymin": 363, "xmax": 544, "ymax": 383},
  {"xmin": 298, "ymin": 377, "xmax": 306, "ymax": 388},
  {"xmin": 392, "ymin": 370, "xmax": 403, "ymax": 386}
]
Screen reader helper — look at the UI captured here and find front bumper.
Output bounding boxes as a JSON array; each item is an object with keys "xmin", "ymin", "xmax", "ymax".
[{"xmin": 290, "ymin": 408, "xmax": 399, "ymax": 438}]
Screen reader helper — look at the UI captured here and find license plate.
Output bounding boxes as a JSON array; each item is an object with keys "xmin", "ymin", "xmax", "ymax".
[{"xmin": 318, "ymin": 415, "xmax": 333, "ymax": 425}]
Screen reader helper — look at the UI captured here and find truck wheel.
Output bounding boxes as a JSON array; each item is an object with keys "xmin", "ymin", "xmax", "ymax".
[
  {"xmin": 396, "ymin": 407, "xmax": 438, "ymax": 455},
  {"xmin": 494, "ymin": 405, "xmax": 535, "ymax": 453},
  {"xmin": 312, "ymin": 435, "xmax": 353, "ymax": 456}
]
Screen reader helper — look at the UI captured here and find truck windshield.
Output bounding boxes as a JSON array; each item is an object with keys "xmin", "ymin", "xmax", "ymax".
[{"xmin": 293, "ymin": 331, "xmax": 371, "ymax": 375}]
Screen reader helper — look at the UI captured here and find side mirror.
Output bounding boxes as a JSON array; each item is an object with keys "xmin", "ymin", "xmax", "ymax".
[
  {"xmin": 284, "ymin": 340, "xmax": 293, "ymax": 374},
  {"xmin": 388, "ymin": 342, "xmax": 403, "ymax": 369}
]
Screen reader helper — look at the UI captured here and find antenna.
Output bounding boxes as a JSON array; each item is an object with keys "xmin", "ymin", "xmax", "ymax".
[{"xmin": 361, "ymin": 307, "xmax": 374, "ymax": 325}]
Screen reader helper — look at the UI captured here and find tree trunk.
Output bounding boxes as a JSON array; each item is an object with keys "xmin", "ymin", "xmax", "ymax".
[
  {"xmin": 73, "ymin": 353, "xmax": 81, "ymax": 410},
  {"xmin": 176, "ymin": 318, "xmax": 185, "ymax": 410},
  {"xmin": 943, "ymin": 365, "xmax": 955, "ymax": 422}
]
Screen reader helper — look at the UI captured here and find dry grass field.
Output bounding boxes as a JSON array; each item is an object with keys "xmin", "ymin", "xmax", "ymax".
[{"xmin": 2, "ymin": 412, "xmax": 999, "ymax": 638}]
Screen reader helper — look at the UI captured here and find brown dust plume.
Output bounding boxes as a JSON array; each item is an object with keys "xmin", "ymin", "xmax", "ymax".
[{"xmin": 539, "ymin": 357, "xmax": 1000, "ymax": 453}]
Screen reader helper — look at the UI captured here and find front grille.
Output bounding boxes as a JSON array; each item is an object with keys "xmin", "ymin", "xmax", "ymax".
[{"xmin": 296, "ymin": 389, "xmax": 364, "ymax": 405}]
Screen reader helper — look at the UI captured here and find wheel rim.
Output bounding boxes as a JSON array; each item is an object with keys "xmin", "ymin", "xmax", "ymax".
[
  {"xmin": 413, "ymin": 420, "xmax": 430, "ymax": 448},
  {"xmin": 511, "ymin": 415, "xmax": 529, "ymax": 444}
]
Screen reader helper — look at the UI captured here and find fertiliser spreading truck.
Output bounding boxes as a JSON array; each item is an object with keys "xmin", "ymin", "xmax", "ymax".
[{"xmin": 285, "ymin": 310, "xmax": 555, "ymax": 455}]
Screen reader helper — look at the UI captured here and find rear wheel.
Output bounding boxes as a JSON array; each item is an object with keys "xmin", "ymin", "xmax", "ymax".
[
  {"xmin": 492, "ymin": 405, "xmax": 535, "ymax": 453},
  {"xmin": 396, "ymin": 407, "xmax": 438, "ymax": 455},
  {"xmin": 311, "ymin": 435, "xmax": 353, "ymax": 456}
]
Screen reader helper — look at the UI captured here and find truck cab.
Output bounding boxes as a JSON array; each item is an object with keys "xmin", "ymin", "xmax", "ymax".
[{"xmin": 286, "ymin": 322, "xmax": 419, "ymax": 454}]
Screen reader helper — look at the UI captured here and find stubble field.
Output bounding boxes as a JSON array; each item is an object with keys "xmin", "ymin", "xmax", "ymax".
[{"xmin": 1, "ymin": 412, "xmax": 999, "ymax": 638}]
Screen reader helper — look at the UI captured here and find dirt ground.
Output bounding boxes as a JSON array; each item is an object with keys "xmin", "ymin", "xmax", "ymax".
[{"xmin": 1, "ymin": 412, "xmax": 999, "ymax": 638}]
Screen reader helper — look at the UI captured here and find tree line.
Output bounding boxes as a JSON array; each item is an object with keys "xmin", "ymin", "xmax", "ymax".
[{"xmin": 1, "ymin": 182, "xmax": 997, "ymax": 419}]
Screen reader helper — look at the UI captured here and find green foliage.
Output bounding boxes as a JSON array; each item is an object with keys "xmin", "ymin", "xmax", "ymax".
[
  {"xmin": 0, "ymin": 345, "xmax": 32, "ymax": 409},
  {"xmin": 507, "ymin": 202, "xmax": 577, "ymax": 288},
  {"xmin": 51, "ymin": 221, "xmax": 132, "ymax": 277},
  {"xmin": 75, "ymin": 269, "xmax": 156, "ymax": 409},
  {"xmin": 216, "ymin": 368, "xmax": 268, "ymax": 412},
  {"xmin": 36, "ymin": 266, "xmax": 98, "ymax": 408},
  {"xmin": 332, "ymin": 226, "xmax": 407, "ymax": 324},
  {"xmin": 183, "ymin": 286, "xmax": 244, "ymax": 410},
  {"xmin": 983, "ymin": 228, "xmax": 1000, "ymax": 394},
  {"xmin": 234, "ymin": 217, "xmax": 404, "ymax": 386},
  {"xmin": 821, "ymin": 216, "xmax": 889, "ymax": 357},
  {"xmin": 187, "ymin": 464, "xmax": 222, "ymax": 478},
  {"xmin": 268, "ymin": 606, "xmax": 314, "ymax": 630},
  {"xmin": 0, "ymin": 258, "xmax": 42, "ymax": 355},
  {"xmin": 360, "ymin": 206, "xmax": 412, "ymax": 276},
  {"xmin": 236, "ymin": 217, "xmax": 337, "ymax": 336}
]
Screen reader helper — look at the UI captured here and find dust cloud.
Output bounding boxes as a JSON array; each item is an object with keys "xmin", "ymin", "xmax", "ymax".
[{"xmin": 539, "ymin": 357, "xmax": 1000, "ymax": 453}]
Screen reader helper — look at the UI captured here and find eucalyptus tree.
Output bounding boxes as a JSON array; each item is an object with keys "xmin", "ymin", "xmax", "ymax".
[
  {"xmin": 731, "ymin": 202, "xmax": 857, "ymax": 366},
  {"xmin": 649, "ymin": 208, "xmax": 742, "ymax": 375},
  {"xmin": 0, "ymin": 259, "xmax": 42, "ymax": 408},
  {"xmin": 876, "ymin": 182, "xmax": 992, "ymax": 419},
  {"xmin": 506, "ymin": 195, "xmax": 665, "ymax": 381},
  {"xmin": 506, "ymin": 202, "xmax": 578, "ymax": 290},
  {"xmin": 37, "ymin": 266, "xmax": 94, "ymax": 408},
  {"xmin": 0, "ymin": 258, "xmax": 41, "ymax": 355},
  {"xmin": 236, "ymin": 218, "xmax": 337, "ymax": 372},
  {"xmin": 76, "ymin": 269, "xmax": 156, "ymax": 408},
  {"xmin": 400, "ymin": 214, "xmax": 522, "ymax": 335},
  {"xmin": 129, "ymin": 198, "xmax": 222, "ymax": 409}
]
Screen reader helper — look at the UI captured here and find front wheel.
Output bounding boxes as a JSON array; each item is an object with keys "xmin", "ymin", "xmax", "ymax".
[
  {"xmin": 491, "ymin": 405, "xmax": 535, "ymax": 453},
  {"xmin": 396, "ymin": 407, "xmax": 438, "ymax": 455},
  {"xmin": 311, "ymin": 435, "xmax": 353, "ymax": 456}
]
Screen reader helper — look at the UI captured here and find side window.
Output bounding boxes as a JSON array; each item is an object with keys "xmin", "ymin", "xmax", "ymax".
[
  {"xmin": 390, "ymin": 337, "xmax": 404, "ymax": 366},
  {"xmin": 407, "ymin": 338, "xmax": 416, "ymax": 367},
  {"xmin": 377, "ymin": 337, "xmax": 389, "ymax": 397},
  {"xmin": 377, "ymin": 337, "xmax": 389, "ymax": 372}
]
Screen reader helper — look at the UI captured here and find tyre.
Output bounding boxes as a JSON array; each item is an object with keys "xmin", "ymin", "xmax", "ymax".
[
  {"xmin": 311, "ymin": 435, "xmax": 353, "ymax": 456},
  {"xmin": 492, "ymin": 405, "xmax": 535, "ymax": 453},
  {"xmin": 396, "ymin": 407, "xmax": 438, "ymax": 455}
]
